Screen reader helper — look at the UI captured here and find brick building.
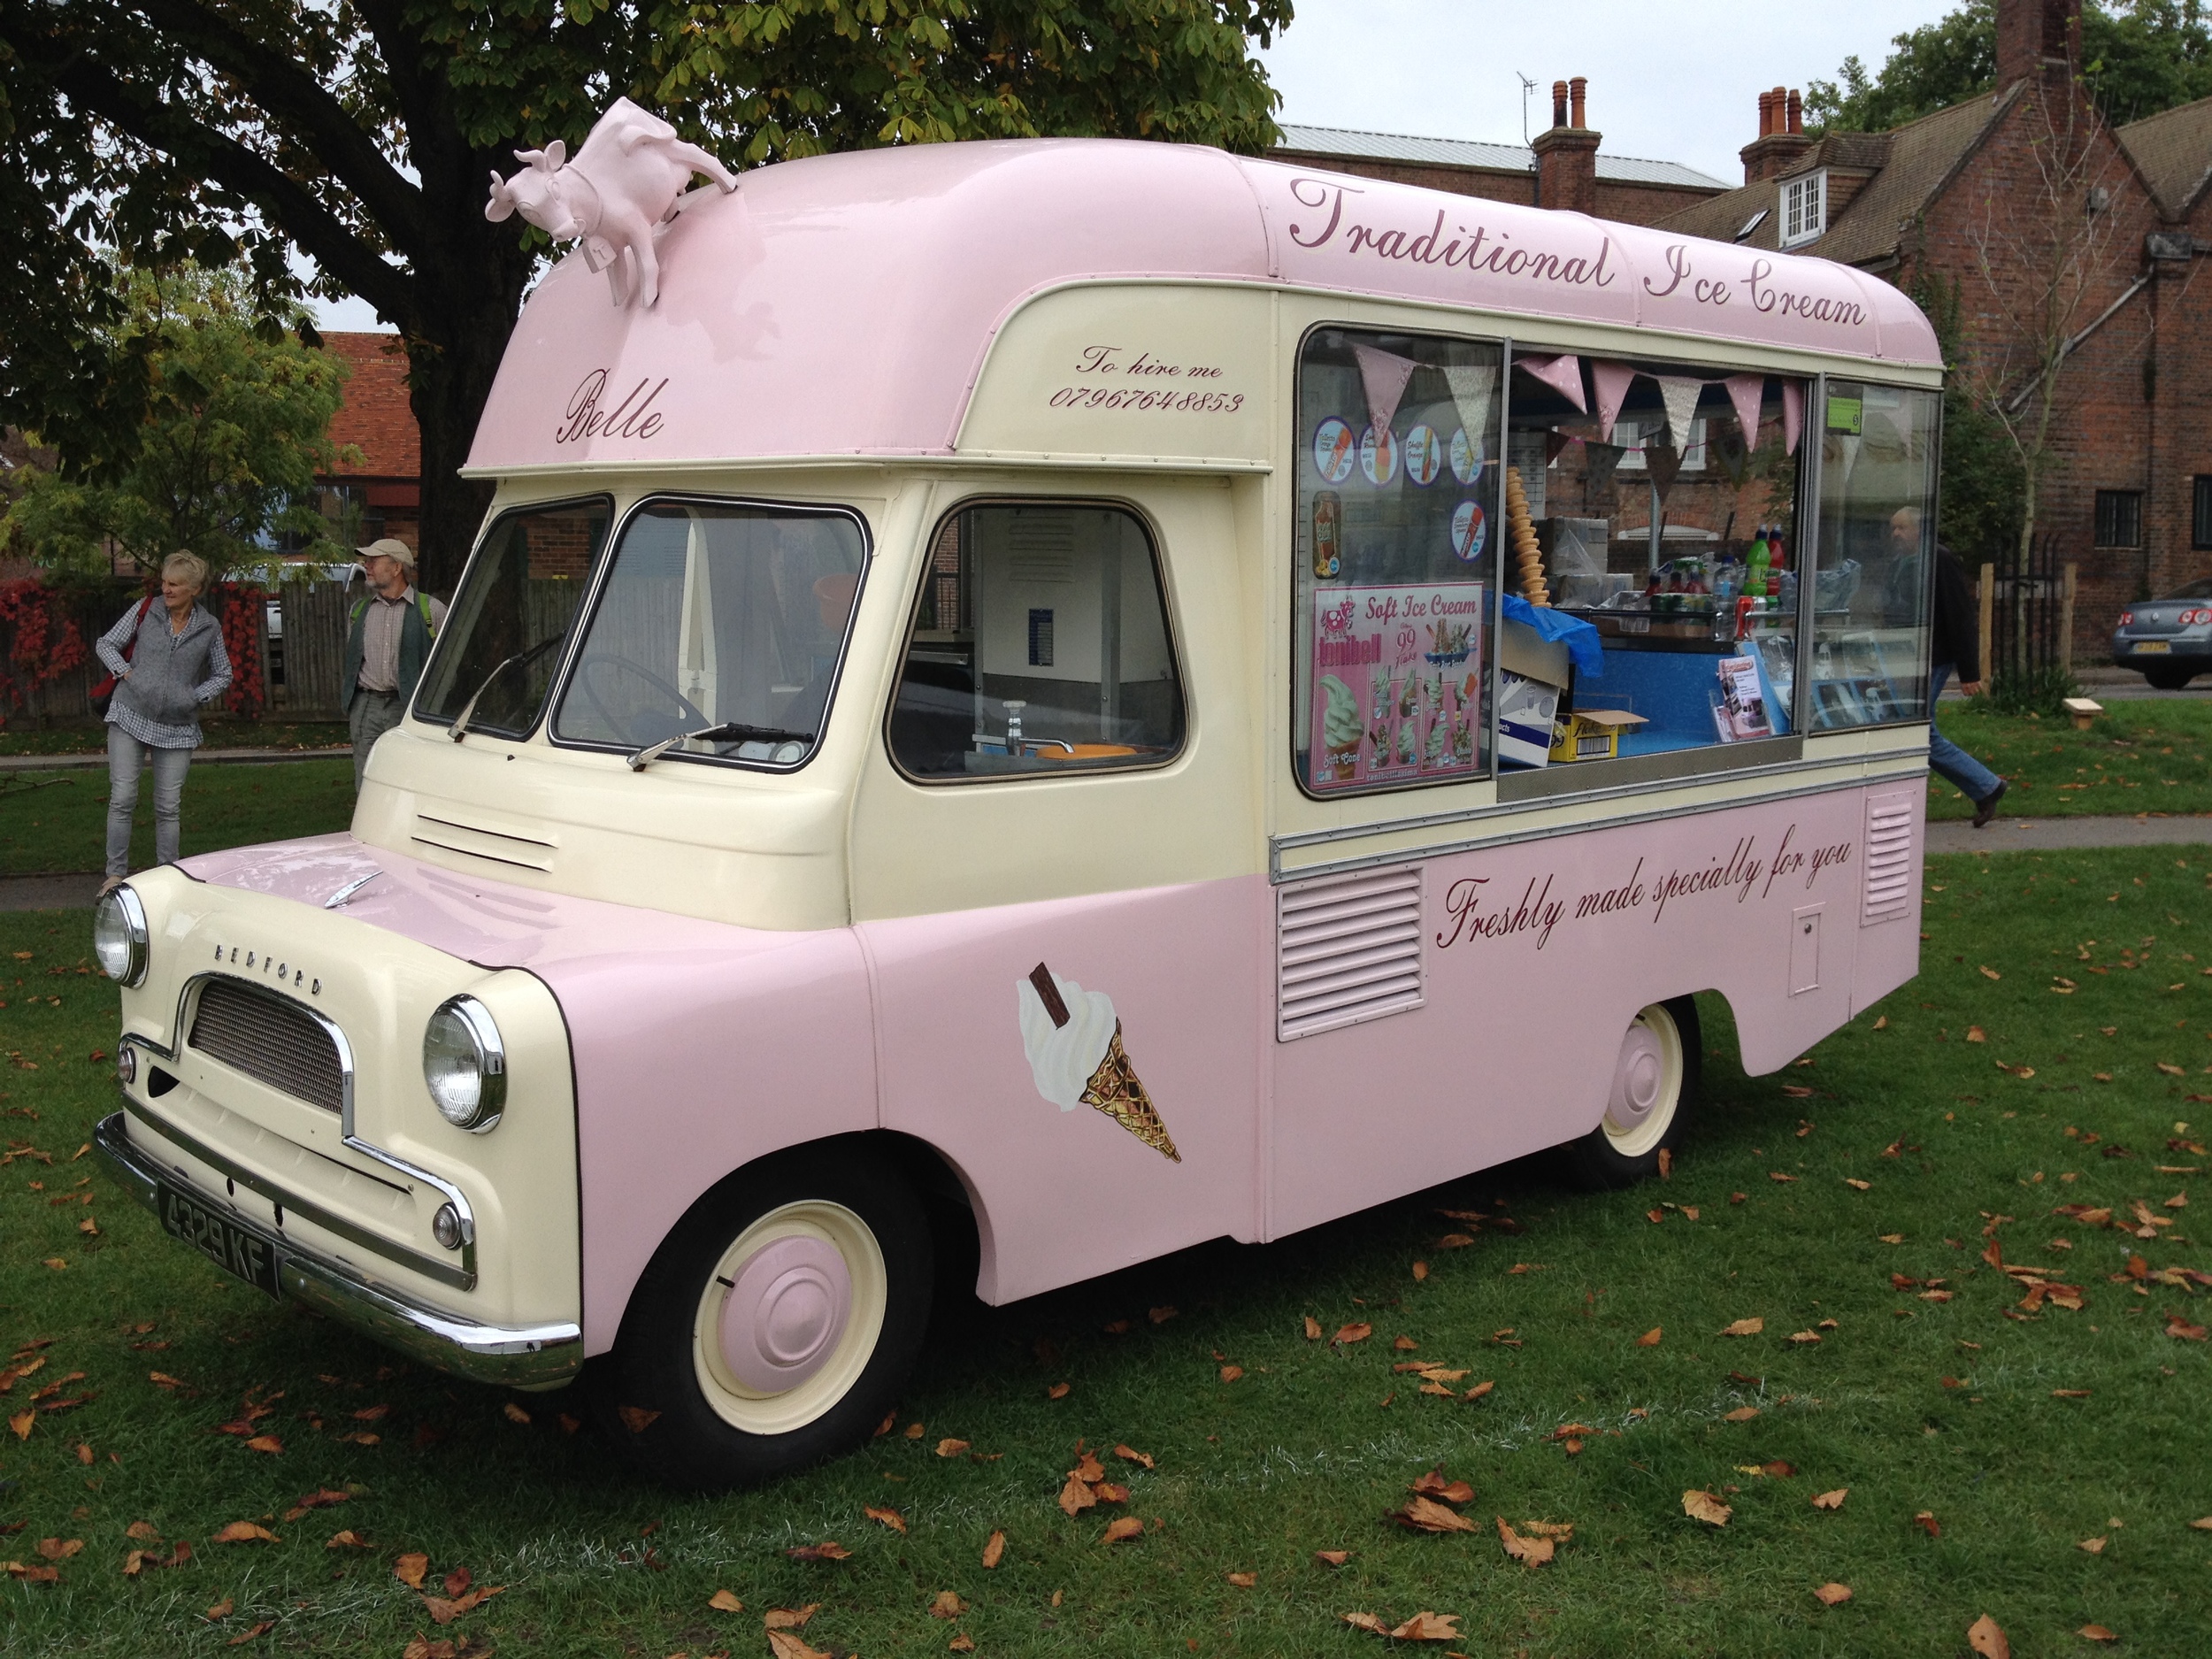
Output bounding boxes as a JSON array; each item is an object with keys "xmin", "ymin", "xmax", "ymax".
[
  {"xmin": 319, "ymin": 332, "xmax": 422, "ymax": 554},
  {"xmin": 1271, "ymin": 80, "xmax": 1728, "ymax": 227},
  {"xmin": 1652, "ymin": 0, "xmax": 2212, "ymax": 660}
]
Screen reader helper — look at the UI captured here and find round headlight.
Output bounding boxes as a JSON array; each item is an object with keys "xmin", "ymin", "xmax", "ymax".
[
  {"xmin": 93, "ymin": 886, "xmax": 150, "ymax": 987},
  {"xmin": 422, "ymin": 996, "xmax": 507, "ymax": 1133}
]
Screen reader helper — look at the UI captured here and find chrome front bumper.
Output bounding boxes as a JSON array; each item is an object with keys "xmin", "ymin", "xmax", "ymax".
[{"xmin": 96, "ymin": 1110, "xmax": 581, "ymax": 1388}]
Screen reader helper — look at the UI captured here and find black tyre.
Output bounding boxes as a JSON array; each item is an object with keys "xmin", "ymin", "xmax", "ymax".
[
  {"xmin": 2142, "ymin": 667, "xmax": 2194, "ymax": 691},
  {"xmin": 1563, "ymin": 995, "xmax": 1701, "ymax": 1190},
  {"xmin": 591, "ymin": 1141, "xmax": 933, "ymax": 1492}
]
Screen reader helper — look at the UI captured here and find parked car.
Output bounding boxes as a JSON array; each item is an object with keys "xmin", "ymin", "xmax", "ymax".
[{"xmin": 2111, "ymin": 577, "xmax": 2212, "ymax": 689}]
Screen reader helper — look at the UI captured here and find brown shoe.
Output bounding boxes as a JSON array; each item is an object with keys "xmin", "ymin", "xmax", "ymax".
[
  {"xmin": 97, "ymin": 875, "xmax": 126, "ymax": 898},
  {"xmin": 1970, "ymin": 780, "xmax": 2008, "ymax": 829}
]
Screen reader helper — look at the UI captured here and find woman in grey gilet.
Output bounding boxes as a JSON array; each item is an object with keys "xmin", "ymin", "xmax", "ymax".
[{"xmin": 95, "ymin": 551, "xmax": 233, "ymax": 894}]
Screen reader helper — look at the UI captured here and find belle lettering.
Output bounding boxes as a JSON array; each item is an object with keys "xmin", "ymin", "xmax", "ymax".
[{"xmin": 556, "ymin": 369, "xmax": 668, "ymax": 443}]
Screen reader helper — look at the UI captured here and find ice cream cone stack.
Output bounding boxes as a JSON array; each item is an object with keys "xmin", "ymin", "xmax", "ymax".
[
  {"xmin": 1080, "ymin": 1023, "xmax": 1181, "ymax": 1163},
  {"xmin": 1505, "ymin": 465, "xmax": 1548, "ymax": 607}
]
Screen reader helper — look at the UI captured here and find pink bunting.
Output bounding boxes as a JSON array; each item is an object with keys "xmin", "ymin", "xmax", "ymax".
[
  {"xmin": 1591, "ymin": 361, "xmax": 1637, "ymax": 444},
  {"xmin": 1723, "ymin": 374, "xmax": 1766, "ymax": 447},
  {"xmin": 1516, "ymin": 353, "xmax": 1586, "ymax": 412},
  {"xmin": 1781, "ymin": 380, "xmax": 1804, "ymax": 456},
  {"xmin": 1353, "ymin": 344, "xmax": 1419, "ymax": 437}
]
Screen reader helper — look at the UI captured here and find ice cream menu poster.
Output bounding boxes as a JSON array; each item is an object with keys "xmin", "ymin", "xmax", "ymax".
[{"xmin": 1309, "ymin": 583, "xmax": 1486, "ymax": 790}]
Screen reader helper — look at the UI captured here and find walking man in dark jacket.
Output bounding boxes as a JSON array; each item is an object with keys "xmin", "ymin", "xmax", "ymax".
[
  {"xmin": 1893, "ymin": 507, "xmax": 2006, "ymax": 828},
  {"xmin": 344, "ymin": 537, "xmax": 448, "ymax": 792}
]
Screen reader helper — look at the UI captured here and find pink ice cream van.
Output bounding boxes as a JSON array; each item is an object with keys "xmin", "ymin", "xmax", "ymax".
[{"xmin": 96, "ymin": 121, "xmax": 1942, "ymax": 1490}]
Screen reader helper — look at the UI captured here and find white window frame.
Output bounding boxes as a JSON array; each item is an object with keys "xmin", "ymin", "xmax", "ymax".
[{"xmin": 1780, "ymin": 171, "xmax": 1826, "ymax": 249}]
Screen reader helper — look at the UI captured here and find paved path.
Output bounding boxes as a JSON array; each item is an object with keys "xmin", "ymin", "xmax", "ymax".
[
  {"xmin": 0, "ymin": 745, "xmax": 349, "ymax": 774},
  {"xmin": 1925, "ymin": 813, "xmax": 2212, "ymax": 855}
]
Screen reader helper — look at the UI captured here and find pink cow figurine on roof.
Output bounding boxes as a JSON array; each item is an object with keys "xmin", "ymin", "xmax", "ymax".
[{"xmin": 485, "ymin": 97, "xmax": 738, "ymax": 309}]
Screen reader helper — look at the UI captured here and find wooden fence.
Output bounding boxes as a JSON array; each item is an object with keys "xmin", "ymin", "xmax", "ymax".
[{"xmin": 277, "ymin": 582, "xmax": 354, "ymax": 718}]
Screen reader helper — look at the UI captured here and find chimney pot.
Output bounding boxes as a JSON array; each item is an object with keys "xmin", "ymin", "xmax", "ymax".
[
  {"xmin": 1786, "ymin": 88, "xmax": 1802, "ymax": 134},
  {"xmin": 1758, "ymin": 89, "xmax": 1773, "ymax": 135},
  {"xmin": 1551, "ymin": 80, "xmax": 1569, "ymax": 129},
  {"xmin": 1569, "ymin": 76, "xmax": 1587, "ymax": 129}
]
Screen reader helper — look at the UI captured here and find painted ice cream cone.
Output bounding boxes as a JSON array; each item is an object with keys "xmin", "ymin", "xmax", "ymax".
[
  {"xmin": 1018, "ymin": 963, "xmax": 1180, "ymax": 1163},
  {"xmin": 1079, "ymin": 1021, "xmax": 1180, "ymax": 1163}
]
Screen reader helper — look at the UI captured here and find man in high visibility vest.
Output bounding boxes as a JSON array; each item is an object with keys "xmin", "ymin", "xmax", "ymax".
[{"xmin": 344, "ymin": 537, "xmax": 448, "ymax": 792}]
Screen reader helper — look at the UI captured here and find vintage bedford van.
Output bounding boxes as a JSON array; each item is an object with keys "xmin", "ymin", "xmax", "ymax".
[{"xmin": 95, "ymin": 132, "xmax": 1942, "ymax": 1490}]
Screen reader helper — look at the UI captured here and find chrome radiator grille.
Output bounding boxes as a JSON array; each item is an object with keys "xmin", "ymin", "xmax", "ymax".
[{"xmin": 188, "ymin": 978, "xmax": 345, "ymax": 1113}]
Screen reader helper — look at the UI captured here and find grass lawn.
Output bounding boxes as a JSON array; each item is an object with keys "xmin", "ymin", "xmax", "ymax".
[
  {"xmin": 0, "ymin": 847, "xmax": 2207, "ymax": 1655},
  {"xmin": 0, "ymin": 762, "xmax": 356, "ymax": 877},
  {"xmin": 1927, "ymin": 698, "xmax": 2212, "ymax": 820},
  {"xmin": 0, "ymin": 722, "xmax": 351, "ymax": 760}
]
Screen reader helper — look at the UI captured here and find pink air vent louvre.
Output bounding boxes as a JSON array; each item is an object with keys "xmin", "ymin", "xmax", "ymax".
[
  {"xmin": 1861, "ymin": 792, "xmax": 1916, "ymax": 926},
  {"xmin": 1277, "ymin": 865, "xmax": 1425, "ymax": 1041}
]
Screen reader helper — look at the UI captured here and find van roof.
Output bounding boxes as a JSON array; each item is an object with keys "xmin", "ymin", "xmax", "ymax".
[{"xmin": 469, "ymin": 138, "xmax": 1939, "ymax": 476}]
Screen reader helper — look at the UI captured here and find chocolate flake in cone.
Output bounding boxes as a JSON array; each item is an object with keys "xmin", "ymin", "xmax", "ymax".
[{"xmin": 1080, "ymin": 1022, "xmax": 1180, "ymax": 1162}]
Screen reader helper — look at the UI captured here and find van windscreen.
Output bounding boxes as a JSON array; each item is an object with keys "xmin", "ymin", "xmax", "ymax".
[
  {"xmin": 551, "ymin": 501, "xmax": 868, "ymax": 768},
  {"xmin": 416, "ymin": 498, "xmax": 613, "ymax": 738}
]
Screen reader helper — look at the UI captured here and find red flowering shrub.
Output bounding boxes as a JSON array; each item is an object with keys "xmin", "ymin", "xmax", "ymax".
[
  {"xmin": 211, "ymin": 582, "xmax": 267, "ymax": 718},
  {"xmin": 0, "ymin": 578, "xmax": 90, "ymax": 723}
]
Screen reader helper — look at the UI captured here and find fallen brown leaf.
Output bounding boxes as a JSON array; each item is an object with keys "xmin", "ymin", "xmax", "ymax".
[
  {"xmin": 395, "ymin": 1553, "xmax": 429, "ymax": 1588},
  {"xmin": 763, "ymin": 1605, "xmax": 820, "ymax": 1630},
  {"xmin": 1315, "ymin": 1548, "xmax": 1351, "ymax": 1566},
  {"xmin": 1390, "ymin": 1611, "xmax": 1462, "ymax": 1642},
  {"xmin": 2078, "ymin": 1625, "xmax": 2117, "ymax": 1644},
  {"xmin": 325, "ymin": 1530, "xmax": 372, "ymax": 1551},
  {"xmin": 1682, "ymin": 1490, "xmax": 1732, "ymax": 1526},
  {"xmin": 1114, "ymin": 1443, "xmax": 1154, "ymax": 1469},
  {"xmin": 1463, "ymin": 1379, "xmax": 1494, "ymax": 1402},
  {"xmin": 1101, "ymin": 1516, "xmax": 1144, "ymax": 1544},
  {"xmin": 1046, "ymin": 1382, "xmax": 1071, "ymax": 1400},
  {"xmin": 1343, "ymin": 1613, "xmax": 1391, "ymax": 1635},
  {"xmin": 935, "ymin": 1438, "xmax": 970, "ymax": 1458},
  {"xmin": 949, "ymin": 1639, "xmax": 977, "ymax": 1655},
  {"xmin": 226, "ymin": 1619, "xmax": 274, "ymax": 1645},
  {"xmin": 1148, "ymin": 1305, "xmax": 1178, "ymax": 1325},
  {"xmin": 1915, "ymin": 1511, "xmax": 1942, "ymax": 1538},
  {"xmin": 125, "ymin": 1520, "xmax": 160, "ymax": 1542},
  {"xmin": 766, "ymin": 1631, "xmax": 833, "ymax": 1659},
  {"xmin": 864, "ymin": 1504, "xmax": 906, "ymax": 1533},
  {"xmin": 419, "ymin": 1585, "xmax": 503, "ymax": 1624},
  {"xmin": 706, "ymin": 1588, "xmax": 744, "ymax": 1612},
  {"xmin": 1218, "ymin": 1364, "xmax": 1244, "ymax": 1382},
  {"xmin": 615, "ymin": 1405, "xmax": 659, "ymax": 1435},
  {"xmin": 2077, "ymin": 1535, "xmax": 2107, "ymax": 1555},
  {"xmin": 785, "ymin": 1541, "xmax": 849, "ymax": 1563},
  {"xmin": 280, "ymin": 1489, "xmax": 348, "ymax": 1521},
  {"xmin": 1813, "ymin": 1582, "xmax": 1853, "ymax": 1606},
  {"xmin": 500, "ymin": 1402, "xmax": 529, "ymax": 1425},
  {"xmin": 1409, "ymin": 1471, "xmax": 1475, "ymax": 1506},
  {"xmin": 211, "ymin": 1523, "xmax": 278, "ymax": 1545},
  {"xmin": 929, "ymin": 1589, "xmax": 966, "ymax": 1618},
  {"xmin": 1720, "ymin": 1317, "xmax": 1764, "ymax": 1337},
  {"xmin": 981, "ymin": 1529, "xmax": 1005, "ymax": 1569},
  {"xmin": 1334, "ymin": 1322, "xmax": 1373, "ymax": 1346},
  {"xmin": 1636, "ymin": 1327, "xmax": 1663, "ymax": 1347},
  {"xmin": 1388, "ymin": 1496, "xmax": 1478, "ymax": 1534},
  {"xmin": 1723, "ymin": 1406, "xmax": 1761, "ymax": 1423},
  {"xmin": 1967, "ymin": 1613, "xmax": 2009, "ymax": 1659},
  {"xmin": 1495, "ymin": 1517, "xmax": 1554, "ymax": 1566},
  {"xmin": 1811, "ymin": 1489, "xmax": 1848, "ymax": 1510},
  {"xmin": 1303, "ymin": 1316, "xmax": 1323, "ymax": 1340}
]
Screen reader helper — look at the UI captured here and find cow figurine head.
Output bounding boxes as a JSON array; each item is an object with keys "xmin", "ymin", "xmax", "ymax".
[{"xmin": 486, "ymin": 97, "xmax": 738, "ymax": 310}]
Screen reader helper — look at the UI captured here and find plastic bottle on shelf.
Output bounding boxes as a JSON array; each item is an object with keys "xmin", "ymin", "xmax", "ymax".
[{"xmin": 1747, "ymin": 525, "xmax": 1770, "ymax": 600}]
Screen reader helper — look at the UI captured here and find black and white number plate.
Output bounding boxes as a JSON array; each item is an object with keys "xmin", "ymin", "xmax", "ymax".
[{"xmin": 157, "ymin": 1177, "xmax": 282, "ymax": 1297}]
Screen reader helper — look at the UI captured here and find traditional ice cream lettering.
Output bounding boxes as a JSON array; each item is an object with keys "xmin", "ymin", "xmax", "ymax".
[
  {"xmin": 1436, "ymin": 875, "xmax": 1563, "ymax": 951},
  {"xmin": 1284, "ymin": 180, "xmax": 1616, "ymax": 289},
  {"xmin": 1017, "ymin": 964, "xmax": 1179, "ymax": 1162},
  {"xmin": 1740, "ymin": 260, "xmax": 1868, "ymax": 328}
]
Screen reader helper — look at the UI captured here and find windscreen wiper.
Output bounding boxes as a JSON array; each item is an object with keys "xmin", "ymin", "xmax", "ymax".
[
  {"xmin": 626, "ymin": 722, "xmax": 816, "ymax": 772},
  {"xmin": 448, "ymin": 636, "xmax": 562, "ymax": 742}
]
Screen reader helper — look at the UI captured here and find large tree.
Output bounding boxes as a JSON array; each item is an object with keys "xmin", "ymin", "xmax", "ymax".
[
  {"xmin": 0, "ymin": 2, "xmax": 1292, "ymax": 593},
  {"xmin": 1807, "ymin": 0, "xmax": 2212, "ymax": 133}
]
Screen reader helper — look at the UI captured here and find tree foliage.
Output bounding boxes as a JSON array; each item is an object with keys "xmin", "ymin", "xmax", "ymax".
[
  {"xmin": 2, "ymin": 267, "xmax": 353, "ymax": 578},
  {"xmin": 1807, "ymin": 0, "xmax": 2212, "ymax": 134},
  {"xmin": 0, "ymin": 1, "xmax": 1292, "ymax": 590}
]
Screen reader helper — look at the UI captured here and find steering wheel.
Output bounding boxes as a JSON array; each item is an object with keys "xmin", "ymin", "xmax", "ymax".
[{"xmin": 573, "ymin": 656, "xmax": 709, "ymax": 747}]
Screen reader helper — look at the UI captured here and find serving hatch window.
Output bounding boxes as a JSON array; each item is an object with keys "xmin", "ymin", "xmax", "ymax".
[
  {"xmin": 415, "ymin": 497, "xmax": 612, "ymax": 738},
  {"xmin": 1294, "ymin": 327, "xmax": 1503, "ymax": 795},
  {"xmin": 551, "ymin": 500, "xmax": 868, "ymax": 766}
]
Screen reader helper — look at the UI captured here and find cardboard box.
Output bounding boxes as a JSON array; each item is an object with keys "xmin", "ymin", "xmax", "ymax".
[
  {"xmin": 1548, "ymin": 706, "xmax": 1647, "ymax": 764},
  {"xmin": 1498, "ymin": 671, "xmax": 1562, "ymax": 768}
]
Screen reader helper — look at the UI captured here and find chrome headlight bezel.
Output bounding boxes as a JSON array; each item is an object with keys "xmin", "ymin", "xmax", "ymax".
[
  {"xmin": 93, "ymin": 885, "xmax": 150, "ymax": 987},
  {"xmin": 422, "ymin": 995, "xmax": 507, "ymax": 1133}
]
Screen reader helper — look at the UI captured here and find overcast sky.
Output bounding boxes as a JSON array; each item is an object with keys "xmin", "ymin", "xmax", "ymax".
[{"xmin": 311, "ymin": 0, "xmax": 1952, "ymax": 331}]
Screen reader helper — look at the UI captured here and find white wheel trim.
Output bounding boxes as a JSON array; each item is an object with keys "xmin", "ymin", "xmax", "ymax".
[
  {"xmin": 691, "ymin": 1199, "xmax": 887, "ymax": 1437},
  {"xmin": 1601, "ymin": 1003, "xmax": 1685, "ymax": 1160}
]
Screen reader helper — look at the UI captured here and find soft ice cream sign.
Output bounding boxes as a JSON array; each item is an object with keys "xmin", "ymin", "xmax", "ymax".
[{"xmin": 1309, "ymin": 583, "xmax": 1486, "ymax": 791}]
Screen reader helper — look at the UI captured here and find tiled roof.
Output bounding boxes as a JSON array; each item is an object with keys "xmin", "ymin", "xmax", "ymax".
[
  {"xmin": 2120, "ymin": 93, "xmax": 2212, "ymax": 216},
  {"xmin": 320, "ymin": 331, "xmax": 419, "ymax": 478},
  {"xmin": 1655, "ymin": 92, "xmax": 2008, "ymax": 267},
  {"xmin": 1272, "ymin": 123, "xmax": 1729, "ymax": 190}
]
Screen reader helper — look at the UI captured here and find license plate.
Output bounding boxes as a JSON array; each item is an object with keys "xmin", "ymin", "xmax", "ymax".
[
  {"xmin": 2135, "ymin": 641, "xmax": 2170, "ymax": 654},
  {"xmin": 157, "ymin": 1178, "xmax": 282, "ymax": 1297}
]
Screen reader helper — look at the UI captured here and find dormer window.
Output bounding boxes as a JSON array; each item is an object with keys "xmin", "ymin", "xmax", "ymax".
[{"xmin": 1780, "ymin": 171, "xmax": 1825, "ymax": 249}]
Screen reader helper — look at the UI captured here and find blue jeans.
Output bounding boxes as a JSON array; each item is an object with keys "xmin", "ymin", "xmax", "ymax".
[
  {"xmin": 106, "ymin": 726, "xmax": 193, "ymax": 876},
  {"xmin": 1929, "ymin": 665, "xmax": 2001, "ymax": 804}
]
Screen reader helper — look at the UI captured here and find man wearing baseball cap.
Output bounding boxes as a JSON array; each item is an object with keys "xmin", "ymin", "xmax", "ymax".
[{"xmin": 343, "ymin": 537, "xmax": 448, "ymax": 792}]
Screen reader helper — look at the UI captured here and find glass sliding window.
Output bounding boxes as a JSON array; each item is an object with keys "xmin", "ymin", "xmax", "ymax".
[
  {"xmin": 417, "ymin": 497, "xmax": 613, "ymax": 736},
  {"xmin": 1294, "ymin": 327, "xmax": 1502, "ymax": 795},
  {"xmin": 887, "ymin": 503, "xmax": 1184, "ymax": 780},
  {"xmin": 1809, "ymin": 381, "xmax": 1940, "ymax": 729},
  {"xmin": 1501, "ymin": 351, "xmax": 1806, "ymax": 771},
  {"xmin": 552, "ymin": 500, "xmax": 867, "ymax": 767}
]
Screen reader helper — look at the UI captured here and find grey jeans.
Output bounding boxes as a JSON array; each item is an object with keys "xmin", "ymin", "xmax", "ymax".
[
  {"xmin": 106, "ymin": 726, "xmax": 193, "ymax": 876},
  {"xmin": 349, "ymin": 688, "xmax": 406, "ymax": 792}
]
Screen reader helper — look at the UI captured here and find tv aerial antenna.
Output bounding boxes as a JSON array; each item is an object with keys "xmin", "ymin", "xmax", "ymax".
[{"xmin": 1517, "ymin": 72, "xmax": 1538, "ymax": 146}]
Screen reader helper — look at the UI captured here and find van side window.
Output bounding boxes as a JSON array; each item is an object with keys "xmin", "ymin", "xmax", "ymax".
[
  {"xmin": 1294, "ymin": 328, "xmax": 1502, "ymax": 795},
  {"xmin": 888, "ymin": 503, "xmax": 1185, "ymax": 780}
]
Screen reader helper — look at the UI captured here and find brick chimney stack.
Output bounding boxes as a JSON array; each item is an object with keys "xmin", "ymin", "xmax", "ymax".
[
  {"xmin": 1740, "ymin": 83, "xmax": 1814, "ymax": 184},
  {"xmin": 1532, "ymin": 74, "xmax": 1601, "ymax": 214},
  {"xmin": 1996, "ymin": 0, "xmax": 2081, "ymax": 88}
]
